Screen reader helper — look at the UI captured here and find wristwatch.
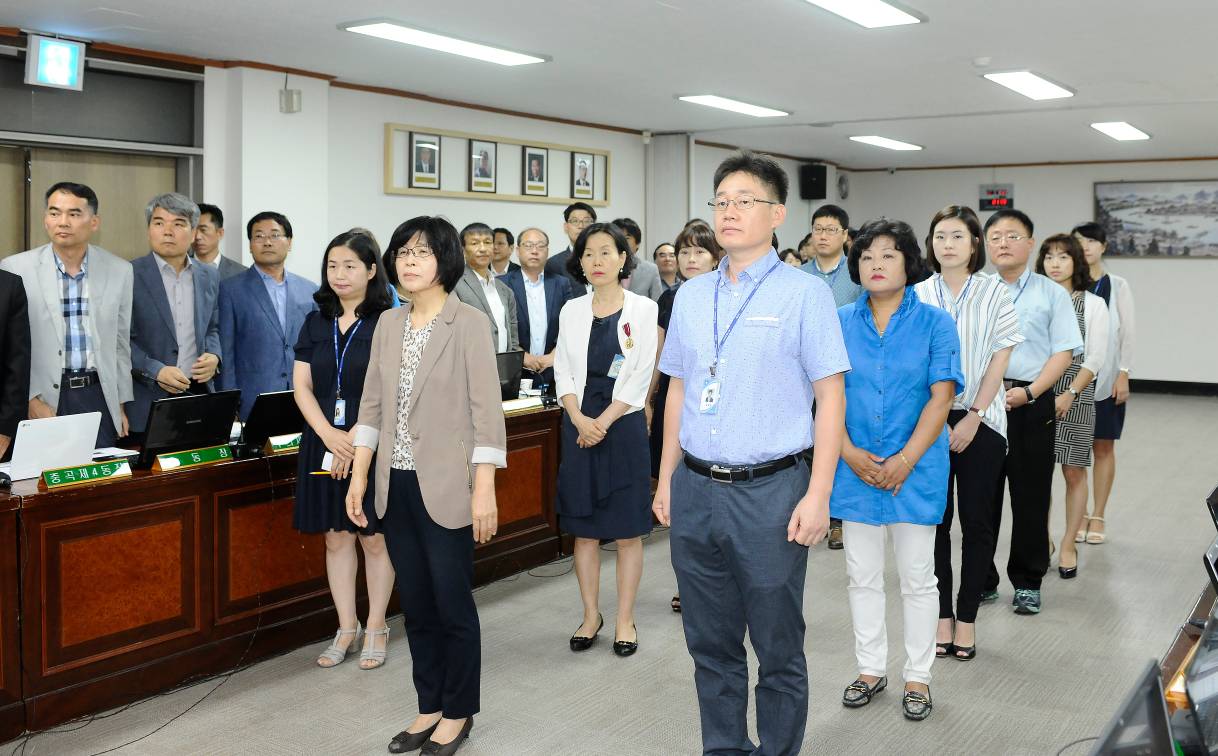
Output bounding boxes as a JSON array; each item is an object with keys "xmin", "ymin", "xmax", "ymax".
[
  {"xmin": 968, "ymin": 406, "xmax": 983, "ymax": 415},
  {"xmin": 1067, "ymin": 387, "xmax": 1079, "ymax": 397},
  {"xmin": 1023, "ymin": 386, "xmax": 1035, "ymax": 403}
]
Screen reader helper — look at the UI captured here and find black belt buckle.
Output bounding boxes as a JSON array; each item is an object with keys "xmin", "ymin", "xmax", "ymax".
[
  {"xmin": 709, "ymin": 463, "xmax": 737, "ymax": 484},
  {"xmin": 67, "ymin": 375, "xmax": 90, "ymax": 389}
]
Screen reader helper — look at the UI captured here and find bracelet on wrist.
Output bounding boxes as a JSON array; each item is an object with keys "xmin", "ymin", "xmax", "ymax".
[
  {"xmin": 898, "ymin": 452, "xmax": 915, "ymax": 472},
  {"xmin": 968, "ymin": 406, "xmax": 983, "ymax": 415}
]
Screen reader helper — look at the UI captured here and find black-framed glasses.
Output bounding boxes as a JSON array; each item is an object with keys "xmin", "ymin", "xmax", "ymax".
[{"xmin": 707, "ymin": 196, "xmax": 779, "ymax": 212}]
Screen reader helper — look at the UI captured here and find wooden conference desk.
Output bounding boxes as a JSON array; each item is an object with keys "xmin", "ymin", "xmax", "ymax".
[{"xmin": 0, "ymin": 407, "xmax": 561, "ymax": 739}]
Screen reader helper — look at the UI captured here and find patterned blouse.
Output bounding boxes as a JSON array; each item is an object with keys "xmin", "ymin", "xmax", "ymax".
[{"xmin": 390, "ymin": 317, "xmax": 437, "ymax": 470}]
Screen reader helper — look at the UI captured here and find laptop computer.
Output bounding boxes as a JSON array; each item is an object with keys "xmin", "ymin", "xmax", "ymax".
[
  {"xmin": 1206, "ymin": 537, "xmax": 1218, "ymax": 597},
  {"xmin": 138, "ymin": 390, "xmax": 241, "ymax": 467},
  {"xmin": 1088, "ymin": 658, "xmax": 1174, "ymax": 755},
  {"xmin": 237, "ymin": 391, "xmax": 304, "ymax": 452},
  {"xmin": 1185, "ymin": 605, "xmax": 1218, "ymax": 754},
  {"xmin": 8, "ymin": 413, "xmax": 101, "ymax": 480},
  {"xmin": 1206, "ymin": 483, "xmax": 1218, "ymax": 531},
  {"xmin": 496, "ymin": 350, "xmax": 525, "ymax": 401}
]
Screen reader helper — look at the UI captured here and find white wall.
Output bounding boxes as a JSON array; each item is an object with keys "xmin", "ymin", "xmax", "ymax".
[
  {"xmin": 845, "ymin": 161, "xmax": 1218, "ymax": 383},
  {"xmin": 326, "ymin": 86, "xmax": 646, "ymax": 265}
]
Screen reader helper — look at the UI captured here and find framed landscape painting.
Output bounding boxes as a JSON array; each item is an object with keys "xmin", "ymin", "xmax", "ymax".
[{"xmin": 1095, "ymin": 179, "xmax": 1218, "ymax": 257}]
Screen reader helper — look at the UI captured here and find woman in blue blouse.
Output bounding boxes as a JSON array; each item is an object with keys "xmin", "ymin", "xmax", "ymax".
[{"xmin": 833, "ymin": 220, "xmax": 962, "ymax": 722}]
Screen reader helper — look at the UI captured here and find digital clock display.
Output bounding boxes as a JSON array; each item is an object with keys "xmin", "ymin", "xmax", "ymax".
[{"xmin": 980, "ymin": 183, "xmax": 1015, "ymax": 211}]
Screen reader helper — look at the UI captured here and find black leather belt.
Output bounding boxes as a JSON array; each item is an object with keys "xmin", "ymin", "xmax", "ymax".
[
  {"xmin": 1003, "ymin": 378, "xmax": 1031, "ymax": 390},
  {"xmin": 683, "ymin": 452, "xmax": 802, "ymax": 484},
  {"xmin": 63, "ymin": 370, "xmax": 99, "ymax": 389}
]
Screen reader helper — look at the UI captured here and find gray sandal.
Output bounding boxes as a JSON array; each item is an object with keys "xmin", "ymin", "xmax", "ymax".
[
  {"xmin": 360, "ymin": 626, "xmax": 390, "ymax": 670},
  {"xmin": 316, "ymin": 623, "xmax": 362, "ymax": 668}
]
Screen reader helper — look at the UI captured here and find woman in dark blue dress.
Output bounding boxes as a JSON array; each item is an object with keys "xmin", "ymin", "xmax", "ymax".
[
  {"xmin": 554, "ymin": 223, "xmax": 658, "ymax": 657},
  {"xmin": 293, "ymin": 230, "xmax": 395, "ymax": 670}
]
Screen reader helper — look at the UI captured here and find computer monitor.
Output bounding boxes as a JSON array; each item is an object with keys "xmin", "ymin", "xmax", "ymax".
[
  {"xmin": 138, "ymin": 390, "xmax": 241, "ymax": 467},
  {"xmin": 1186, "ymin": 604, "xmax": 1218, "ymax": 753},
  {"xmin": 1206, "ymin": 484, "xmax": 1218, "ymax": 531},
  {"xmin": 1206, "ymin": 537, "xmax": 1218, "ymax": 597},
  {"xmin": 496, "ymin": 350, "xmax": 524, "ymax": 401},
  {"xmin": 1088, "ymin": 659, "xmax": 1174, "ymax": 755},
  {"xmin": 238, "ymin": 391, "xmax": 304, "ymax": 452}
]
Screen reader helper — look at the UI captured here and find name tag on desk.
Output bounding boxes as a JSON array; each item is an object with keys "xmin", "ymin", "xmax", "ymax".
[{"xmin": 607, "ymin": 354, "xmax": 625, "ymax": 379}]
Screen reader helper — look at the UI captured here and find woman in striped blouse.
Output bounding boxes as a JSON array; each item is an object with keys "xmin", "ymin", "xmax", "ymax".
[{"xmin": 914, "ymin": 205, "xmax": 1023, "ymax": 661}]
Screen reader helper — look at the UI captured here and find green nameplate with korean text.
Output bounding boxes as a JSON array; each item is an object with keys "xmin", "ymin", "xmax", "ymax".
[
  {"xmin": 265, "ymin": 433, "xmax": 301, "ymax": 456},
  {"xmin": 39, "ymin": 460, "xmax": 133, "ymax": 491},
  {"xmin": 153, "ymin": 444, "xmax": 234, "ymax": 472}
]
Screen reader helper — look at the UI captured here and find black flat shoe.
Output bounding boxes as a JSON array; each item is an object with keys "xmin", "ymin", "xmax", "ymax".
[
  {"xmin": 613, "ymin": 624, "xmax": 638, "ymax": 657},
  {"xmin": 388, "ymin": 720, "xmax": 440, "ymax": 753},
  {"xmin": 569, "ymin": 614, "xmax": 603, "ymax": 652},
  {"xmin": 842, "ymin": 676, "xmax": 886, "ymax": 708},
  {"xmin": 420, "ymin": 717, "xmax": 473, "ymax": 756},
  {"xmin": 902, "ymin": 689, "xmax": 933, "ymax": 721},
  {"xmin": 1059, "ymin": 565, "xmax": 1078, "ymax": 579},
  {"xmin": 954, "ymin": 645, "xmax": 977, "ymax": 661}
]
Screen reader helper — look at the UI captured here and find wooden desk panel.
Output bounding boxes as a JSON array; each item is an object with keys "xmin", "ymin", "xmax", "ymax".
[{"xmin": 2, "ymin": 407, "xmax": 563, "ymax": 736}]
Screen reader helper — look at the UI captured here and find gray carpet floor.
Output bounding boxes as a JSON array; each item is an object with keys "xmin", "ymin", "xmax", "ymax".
[{"xmin": 14, "ymin": 393, "xmax": 1216, "ymax": 755}]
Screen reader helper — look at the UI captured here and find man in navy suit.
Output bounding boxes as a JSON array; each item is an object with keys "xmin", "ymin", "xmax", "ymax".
[
  {"xmin": 218, "ymin": 211, "xmax": 316, "ymax": 420},
  {"xmin": 127, "ymin": 193, "xmax": 223, "ymax": 434},
  {"xmin": 498, "ymin": 227, "xmax": 572, "ymax": 391}
]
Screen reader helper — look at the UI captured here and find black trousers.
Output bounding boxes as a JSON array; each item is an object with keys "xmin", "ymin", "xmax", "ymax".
[
  {"xmin": 383, "ymin": 469, "xmax": 480, "ymax": 719},
  {"xmin": 937, "ymin": 410, "xmax": 1007, "ymax": 623},
  {"xmin": 57, "ymin": 372, "xmax": 117, "ymax": 447},
  {"xmin": 986, "ymin": 391, "xmax": 1056, "ymax": 592}
]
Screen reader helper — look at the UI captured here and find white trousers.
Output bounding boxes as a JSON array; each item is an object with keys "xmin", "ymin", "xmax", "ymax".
[{"xmin": 843, "ymin": 520, "xmax": 939, "ymax": 685}]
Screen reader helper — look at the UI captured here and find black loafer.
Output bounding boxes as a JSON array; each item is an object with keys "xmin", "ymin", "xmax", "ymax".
[
  {"xmin": 613, "ymin": 624, "xmax": 638, "ymax": 657},
  {"xmin": 388, "ymin": 721, "xmax": 439, "ymax": 753},
  {"xmin": 842, "ymin": 676, "xmax": 886, "ymax": 708},
  {"xmin": 421, "ymin": 717, "xmax": 473, "ymax": 756},
  {"xmin": 903, "ymin": 689, "xmax": 933, "ymax": 721},
  {"xmin": 569, "ymin": 614, "xmax": 603, "ymax": 652}
]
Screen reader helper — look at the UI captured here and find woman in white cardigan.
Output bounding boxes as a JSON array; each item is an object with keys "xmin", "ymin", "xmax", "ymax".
[
  {"xmin": 553, "ymin": 222, "xmax": 658, "ymax": 658},
  {"xmin": 1036, "ymin": 234, "xmax": 1110, "ymax": 579}
]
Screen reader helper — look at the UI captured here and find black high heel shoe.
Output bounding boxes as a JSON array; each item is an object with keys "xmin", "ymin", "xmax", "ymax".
[
  {"xmin": 388, "ymin": 720, "xmax": 440, "ymax": 753},
  {"xmin": 569, "ymin": 614, "xmax": 603, "ymax": 652}
]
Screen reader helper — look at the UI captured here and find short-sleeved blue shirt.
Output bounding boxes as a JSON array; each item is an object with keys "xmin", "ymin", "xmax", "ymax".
[
  {"xmin": 658, "ymin": 250, "xmax": 851, "ymax": 465},
  {"xmin": 830, "ymin": 287, "xmax": 964, "ymax": 526}
]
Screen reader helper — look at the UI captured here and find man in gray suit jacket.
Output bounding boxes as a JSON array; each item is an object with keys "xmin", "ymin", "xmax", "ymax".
[
  {"xmin": 453, "ymin": 223, "xmax": 520, "ymax": 353},
  {"xmin": 191, "ymin": 203, "xmax": 246, "ymax": 281},
  {"xmin": 0, "ymin": 182, "xmax": 133, "ymax": 446},
  {"xmin": 613, "ymin": 217, "xmax": 663, "ymax": 301},
  {"xmin": 128, "ymin": 194, "xmax": 223, "ymax": 434}
]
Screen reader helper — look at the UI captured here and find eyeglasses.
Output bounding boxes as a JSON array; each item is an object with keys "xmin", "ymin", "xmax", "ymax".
[
  {"xmin": 812, "ymin": 225, "xmax": 842, "ymax": 235},
  {"xmin": 986, "ymin": 232, "xmax": 1028, "ymax": 244},
  {"xmin": 707, "ymin": 196, "xmax": 779, "ymax": 212},
  {"xmin": 566, "ymin": 217, "xmax": 593, "ymax": 228},
  {"xmin": 252, "ymin": 232, "xmax": 286, "ymax": 242},
  {"xmin": 519, "ymin": 241, "xmax": 549, "ymax": 251},
  {"xmin": 395, "ymin": 245, "xmax": 434, "ymax": 260}
]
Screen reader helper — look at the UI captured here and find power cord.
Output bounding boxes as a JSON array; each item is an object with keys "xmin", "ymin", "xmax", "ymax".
[{"xmin": 1054, "ymin": 736, "xmax": 1098, "ymax": 755}]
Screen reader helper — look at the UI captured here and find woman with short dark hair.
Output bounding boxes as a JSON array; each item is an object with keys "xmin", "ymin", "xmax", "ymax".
[
  {"xmin": 834, "ymin": 219, "xmax": 962, "ymax": 722},
  {"xmin": 1035, "ymin": 234, "xmax": 1109, "ymax": 579},
  {"xmin": 914, "ymin": 206, "xmax": 1023, "ymax": 661},
  {"xmin": 346, "ymin": 215, "xmax": 506, "ymax": 755},
  {"xmin": 294, "ymin": 230, "xmax": 395, "ymax": 671},
  {"xmin": 555, "ymin": 222, "xmax": 657, "ymax": 656}
]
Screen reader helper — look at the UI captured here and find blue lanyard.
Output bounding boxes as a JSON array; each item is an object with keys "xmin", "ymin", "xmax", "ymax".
[
  {"xmin": 333, "ymin": 318, "xmax": 363, "ymax": 399},
  {"xmin": 935, "ymin": 274, "xmax": 974, "ymax": 323},
  {"xmin": 1011, "ymin": 273, "xmax": 1030, "ymax": 305},
  {"xmin": 711, "ymin": 261, "xmax": 782, "ymax": 377}
]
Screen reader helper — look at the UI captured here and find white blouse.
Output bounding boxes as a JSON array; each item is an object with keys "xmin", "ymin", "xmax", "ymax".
[
  {"xmin": 913, "ymin": 273, "xmax": 1024, "ymax": 439},
  {"xmin": 1092, "ymin": 272, "xmax": 1135, "ymax": 400},
  {"xmin": 1079, "ymin": 291, "xmax": 1111, "ymax": 380}
]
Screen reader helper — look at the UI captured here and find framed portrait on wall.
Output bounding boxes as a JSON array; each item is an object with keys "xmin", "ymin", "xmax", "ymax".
[
  {"xmin": 1095, "ymin": 179, "xmax": 1218, "ymax": 257},
  {"xmin": 469, "ymin": 140, "xmax": 496, "ymax": 193},
  {"xmin": 522, "ymin": 146, "xmax": 548, "ymax": 196},
  {"xmin": 571, "ymin": 152, "xmax": 593, "ymax": 199},
  {"xmin": 410, "ymin": 132, "xmax": 440, "ymax": 189}
]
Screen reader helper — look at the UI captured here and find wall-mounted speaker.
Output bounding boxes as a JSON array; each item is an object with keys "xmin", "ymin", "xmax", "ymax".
[{"xmin": 799, "ymin": 164, "xmax": 827, "ymax": 200}]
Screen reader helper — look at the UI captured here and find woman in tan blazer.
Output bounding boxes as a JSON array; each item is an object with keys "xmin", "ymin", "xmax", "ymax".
[{"xmin": 346, "ymin": 215, "xmax": 506, "ymax": 756}]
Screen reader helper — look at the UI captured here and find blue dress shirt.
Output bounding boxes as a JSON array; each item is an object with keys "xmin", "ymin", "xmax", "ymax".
[
  {"xmin": 1000, "ymin": 267, "xmax": 1083, "ymax": 381},
  {"xmin": 254, "ymin": 265, "xmax": 288, "ymax": 334},
  {"xmin": 658, "ymin": 250, "xmax": 851, "ymax": 465},
  {"xmin": 830, "ymin": 287, "xmax": 964, "ymax": 526},
  {"xmin": 800, "ymin": 256, "xmax": 864, "ymax": 308}
]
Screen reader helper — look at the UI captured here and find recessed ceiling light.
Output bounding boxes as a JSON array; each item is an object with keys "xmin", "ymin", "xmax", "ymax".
[
  {"xmin": 803, "ymin": 0, "xmax": 923, "ymax": 28},
  {"xmin": 850, "ymin": 135, "xmax": 923, "ymax": 151},
  {"xmin": 983, "ymin": 71, "xmax": 1073, "ymax": 100},
  {"xmin": 1091, "ymin": 121, "xmax": 1151, "ymax": 141},
  {"xmin": 341, "ymin": 21, "xmax": 547, "ymax": 66},
  {"xmin": 678, "ymin": 95, "xmax": 789, "ymax": 118}
]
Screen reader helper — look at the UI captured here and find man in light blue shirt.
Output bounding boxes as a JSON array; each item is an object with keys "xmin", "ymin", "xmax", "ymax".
[
  {"xmin": 654, "ymin": 152, "xmax": 849, "ymax": 756},
  {"xmin": 982, "ymin": 209, "xmax": 1082, "ymax": 617},
  {"xmin": 799, "ymin": 204, "xmax": 864, "ymax": 310}
]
